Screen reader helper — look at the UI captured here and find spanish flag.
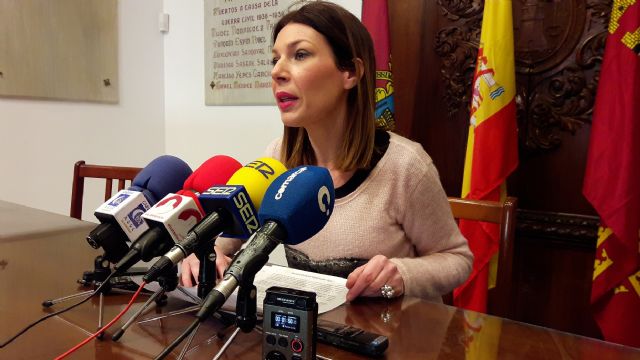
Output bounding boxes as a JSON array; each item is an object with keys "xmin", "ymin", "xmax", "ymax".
[
  {"xmin": 453, "ymin": 0, "xmax": 518, "ymax": 313},
  {"xmin": 583, "ymin": 2, "xmax": 640, "ymax": 347},
  {"xmin": 461, "ymin": 310, "xmax": 501, "ymax": 360},
  {"xmin": 362, "ymin": 0, "xmax": 395, "ymax": 131}
]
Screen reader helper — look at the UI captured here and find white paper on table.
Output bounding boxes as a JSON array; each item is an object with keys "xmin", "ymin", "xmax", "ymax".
[{"xmin": 134, "ymin": 263, "xmax": 347, "ymax": 315}]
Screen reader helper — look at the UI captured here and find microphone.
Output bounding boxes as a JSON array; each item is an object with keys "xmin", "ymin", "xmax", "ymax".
[
  {"xmin": 85, "ymin": 155, "xmax": 192, "ymax": 263},
  {"xmin": 113, "ymin": 155, "xmax": 243, "ymax": 273},
  {"xmin": 142, "ymin": 158, "xmax": 287, "ymax": 283},
  {"xmin": 195, "ymin": 165, "xmax": 335, "ymax": 321}
]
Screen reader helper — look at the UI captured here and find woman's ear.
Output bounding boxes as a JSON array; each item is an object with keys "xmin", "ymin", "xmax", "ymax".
[{"xmin": 343, "ymin": 58, "xmax": 364, "ymax": 90}]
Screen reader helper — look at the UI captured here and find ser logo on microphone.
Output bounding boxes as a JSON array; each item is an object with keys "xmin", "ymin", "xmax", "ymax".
[
  {"xmin": 245, "ymin": 160, "xmax": 276, "ymax": 179},
  {"xmin": 201, "ymin": 185, "xmax": 259, "ymax": 236},
  {"xmin": 205, "ymin": 186, "xmax": 236, "ymax": 195},
  {"xmin": 233, "ymin": 191, "xmax": 259, "ymax": 233}
]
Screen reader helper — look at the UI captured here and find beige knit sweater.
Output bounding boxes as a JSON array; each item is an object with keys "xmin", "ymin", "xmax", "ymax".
[{"xmin": 219, "ymin": 132, "xmax": 473, "ymax": 302}]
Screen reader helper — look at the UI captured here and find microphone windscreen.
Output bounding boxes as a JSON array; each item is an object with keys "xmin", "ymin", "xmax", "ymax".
[
  {"xmin": 259, "ymin": 166, "xmax": 334, "ymax": 245},
  {"xmin": 183, "ymin": 155, "xmax": 242, "ymax": 192},
  {"xmin": 226, "ymin": 157, "xmax": 287, "ymax": 209},
  {"xmin": 130, "ymin": 155, "xmax": 192, "ymax": 204}
]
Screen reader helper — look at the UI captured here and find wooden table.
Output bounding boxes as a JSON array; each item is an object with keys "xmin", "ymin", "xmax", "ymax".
[{"xmin": 1, "ymin": 200, "xmax": 639, "ymax": 359}]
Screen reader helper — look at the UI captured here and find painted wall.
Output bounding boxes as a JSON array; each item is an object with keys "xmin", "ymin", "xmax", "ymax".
[
  {"xmin": 0, "ymin": 0, "xmax": 166, "ymax": 221},
  {"xmin": 163, "ymin": 0, "xmax": 362, "ymax": 166}
]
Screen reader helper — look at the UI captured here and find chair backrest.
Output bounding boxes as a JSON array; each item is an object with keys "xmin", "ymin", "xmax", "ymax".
[
  {"xmin": 70, "ymin": 160, "xmax": 142, "ymax": 219},
  {"xmin": 445, "ymin": 196, "xmax": 518, "ymax": 318}
]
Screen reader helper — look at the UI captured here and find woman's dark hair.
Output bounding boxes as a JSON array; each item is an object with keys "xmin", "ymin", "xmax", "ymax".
[{"xmin": 273, "ymin": 1, "xmax": 377, "ymax": 171}]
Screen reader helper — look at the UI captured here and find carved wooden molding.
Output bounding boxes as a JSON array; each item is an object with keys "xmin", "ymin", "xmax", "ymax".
[
  {"xmin": 434, "ymin": 0, "xmax": 481, "ymax": 116},
  {"xmin": 434, "ymin": 0, "xmax": 611, "ymax": 153},
  {"xmin": 516, "ymin": 209, "xmax": 599, "ymax": 249},
  {"xmin": 516, "ymin": 1, "xmax": 610, "ymax": 153}
]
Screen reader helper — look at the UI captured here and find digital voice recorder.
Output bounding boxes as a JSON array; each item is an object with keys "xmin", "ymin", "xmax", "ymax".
[{"xmin": 262, "ymin": 286, "xmax": 318, "ymax": 360}]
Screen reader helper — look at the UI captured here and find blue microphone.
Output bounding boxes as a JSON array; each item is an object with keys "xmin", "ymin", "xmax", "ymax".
[
  {"xmin": 86, "ymin": 155, "xmax": 192, "ymax": 263},
  {"xmin": 127, "ymin": 155, "xmax": 193, "ymax": 204},
  {"xmin": 142, "ymin": 158, "xmax": 287, "ymax": 285},
  {"xmin": 195, "ymin": 166, "xmax": 334, "ymax": 321}
]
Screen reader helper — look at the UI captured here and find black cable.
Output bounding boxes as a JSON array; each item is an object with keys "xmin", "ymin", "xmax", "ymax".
[
  {"xmin": 154, "ymin": 318, "xmax": 200, "ymax": 360},
  {"xmin": 0, "ymin": 270, "xmax": 116, "ymax": 348}
]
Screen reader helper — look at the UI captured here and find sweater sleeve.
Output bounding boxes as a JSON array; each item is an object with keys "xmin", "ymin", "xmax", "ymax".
[
  {"xmin": 389, "ymin": 157, "xmax": 473, "ymax": 300},
  {"xmin": 264, "ymin": 137, "xmax": 282, "ymax": 159}
]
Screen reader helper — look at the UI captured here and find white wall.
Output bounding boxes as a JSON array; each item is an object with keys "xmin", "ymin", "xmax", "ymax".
[
  {"xmin": 0, "ymin": 0, "xmax": 362, "ymax": 250},
  {"xmin": 163, "ymin": 0, "xmax": 279, "ymax": 167},
  {"xmin": 163, "ymin": 0, "xmax": 362, "ymax": 166},
  {"xmin": 0, "ymin": 1, "xmax": 166, "ymax": 220}
]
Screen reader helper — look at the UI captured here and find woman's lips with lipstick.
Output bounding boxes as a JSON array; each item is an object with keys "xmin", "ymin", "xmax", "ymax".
[{"xmin": 276, "ymin": 91, "xmax": 298, "ymax": 111}]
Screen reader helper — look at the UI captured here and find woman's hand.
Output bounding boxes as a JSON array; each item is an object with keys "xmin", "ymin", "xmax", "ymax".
[
  {"xmin": 180, "ymin": 253, "xmax": 200, "ymax": 287},
  {"xmin": 179, "ymin": 247, "xmax": 233, "ymax": 287},
  {"xmin": 345, "ymin": 255, "xmax": 404, "ymax": 302}
]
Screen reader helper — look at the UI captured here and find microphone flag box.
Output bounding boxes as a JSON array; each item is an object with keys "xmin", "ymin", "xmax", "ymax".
[
  {"xmin": 198, "ymin": 185, "xmax": 259, "ymax": 239},
  {"xmin": 142, "ymin": 194, "xmax": 205, "ymax": 242},
  {"xmin": 94, "ymin": 190, "xmax": 151, "ymax": 241}
]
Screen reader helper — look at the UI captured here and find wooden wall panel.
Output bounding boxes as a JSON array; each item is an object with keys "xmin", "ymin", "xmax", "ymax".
[{"xmin": 387, "ymin": 0, "xmax": 610, "ymax": 338}]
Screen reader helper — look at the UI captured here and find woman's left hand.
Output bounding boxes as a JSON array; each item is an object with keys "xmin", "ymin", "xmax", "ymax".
[{"xmin": 345, "ymin": 255, "xmax": 404, "ymax": 302}]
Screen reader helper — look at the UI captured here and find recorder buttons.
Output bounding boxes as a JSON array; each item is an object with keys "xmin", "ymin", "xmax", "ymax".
[{"xmin": 291, "ymin": 338, "xmax": 304, "ymax": 353}]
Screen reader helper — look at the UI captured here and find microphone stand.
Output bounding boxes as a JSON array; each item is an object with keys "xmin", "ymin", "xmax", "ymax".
[
  {"xmin": 42, "ymin": 254, "xmax": 149, "ymax": 339},
  {"xmin": 169, "ymin": 282, "xmax": 258, "ymax": 360},
  {"xmin": 135, "ymin": 236, "xmax": 219, "ymax": 325},
  {"xmin": 148, "ymin": 237, "xmax": 228, "ymax": 360},
  {"xmin": 164, "ymin": 255, "xmax": 260, "ymax": 360},
  {"xmin": 111, "ymin": 265, "xmax": 178, "ymax": 341},
  {"xmin": 134, "ymin": 239, "xmax": 237, "ymax": 358},
  {"xmin": 210, "ymin": 283, "xmax": 259, "ymax": 360}
]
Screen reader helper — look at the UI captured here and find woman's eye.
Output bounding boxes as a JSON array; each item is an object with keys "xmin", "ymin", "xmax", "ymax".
[
  {"xmin": 271, "ymin": 57, "xmax": 279, "ymax": 66},
  {"xmin": 294, "ymin": 51, "xmax": 309, "ymax": 60}
]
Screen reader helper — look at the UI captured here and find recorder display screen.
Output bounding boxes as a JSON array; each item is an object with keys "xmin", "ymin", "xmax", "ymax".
[{"xmin": 271, "ymin": 312, "xmax": 300, "ymax": 332}]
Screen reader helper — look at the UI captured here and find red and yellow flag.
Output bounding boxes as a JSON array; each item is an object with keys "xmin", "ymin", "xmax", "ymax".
[
  {"xmin": 453, "ymin": 0, "xmax": 518, "ymax": 313},
  {"xmin": 461, "ymin": 310, "xmax": 501, "ymax": 360},
  {"xmin": 362, "ymin": 0, "xmax": 395, "ymax": 130},
  {"xmin": 583, "ymin": 1, "xmax": 640, "ymax": 348}
]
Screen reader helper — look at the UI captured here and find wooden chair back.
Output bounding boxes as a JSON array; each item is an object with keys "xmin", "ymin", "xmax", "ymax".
[
  {"xmin": 445, "ymin": 196, "xmax": 518, "ymax": 318},
  {"xmin": 70, "ymin": 160, "xmax": 142, "ymax": 219}
]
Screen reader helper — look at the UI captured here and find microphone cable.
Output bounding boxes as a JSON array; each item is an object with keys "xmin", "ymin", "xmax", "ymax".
[
  {"xmin": 0, "ymin": 270, "xmax": 116, "ymax": 348},
  {"xmin": 54, "ymin": 281, "xmax": 147, "ymax": 360}
]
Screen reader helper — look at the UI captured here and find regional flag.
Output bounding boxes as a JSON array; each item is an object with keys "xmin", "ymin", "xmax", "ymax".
[
  {"xmin": 453, "ymin": 0, "xmax": 518, "ymax": 313},
  {"xmin": 583, "ymin": 1, "xmax": 640, "ymax": 347},
  {"xmin": 362, "ymin": 0, "xmax": 395, "ymax": 130}
]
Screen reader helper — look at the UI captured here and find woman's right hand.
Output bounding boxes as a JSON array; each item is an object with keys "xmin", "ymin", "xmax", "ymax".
[{"xmin": 179, "ymin": 247, "xmax": 232, "ymax": 287}]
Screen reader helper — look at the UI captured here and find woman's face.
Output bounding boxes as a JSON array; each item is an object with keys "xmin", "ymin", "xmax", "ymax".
[{"xmin": 271, "ymin": 23, "xmax": 351, "ymax": 128}]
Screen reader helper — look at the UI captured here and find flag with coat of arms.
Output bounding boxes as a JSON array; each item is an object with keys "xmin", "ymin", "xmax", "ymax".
[
  {"xmin": 362, "ymin": 0, "xmax": 395, "ymax": 131},
  {"xmin": 583, "ymin": 0, "xmax": 640, "ymax": 348},
  {"xmin": 453, "ymin": 0, "xmax": 519, "ymax": 313}
]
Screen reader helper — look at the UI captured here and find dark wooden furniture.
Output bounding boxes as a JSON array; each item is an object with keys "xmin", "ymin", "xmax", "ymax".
[
  {"xmin": 2, "ymin": 201, "xmax": 638, "ymax": 359},
  {"xmin": 445, "ymin": 197, "xmax": 518, "ymax": 318},
  {"xmin": 387, "ymin": 1, "xmax": 608, "ymax": 337},
  {"xmin": 70, "ymin": 160, "xmax": 142, "ymax": 219}
]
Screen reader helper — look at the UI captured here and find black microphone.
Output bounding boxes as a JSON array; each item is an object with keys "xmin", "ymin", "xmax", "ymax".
[
  {"xmin": 195, "ymin": 165, "xmax": 335, "ymax": 321},
  {"xmin": 142, "ymin": 158, "xmax": 287, "ymax": 284},
  {"xmin": 86, "ymin": 155, "xmax": 192, "ymax": 263},
  {"xmin": 112, "ymin": 155, "xmax": 242, "ymax": 273}
]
